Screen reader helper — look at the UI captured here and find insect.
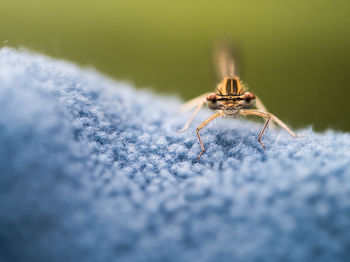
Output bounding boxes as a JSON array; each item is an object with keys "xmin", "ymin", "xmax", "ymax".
[{"xmin": 179, "ymin": 43, "xmax": 301, "ymax": 160}]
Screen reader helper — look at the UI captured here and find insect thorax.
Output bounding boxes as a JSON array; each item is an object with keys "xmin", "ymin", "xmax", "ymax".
[{"xmin": 218, "ymin": 76, "xmax": 244, "ymax": 96}]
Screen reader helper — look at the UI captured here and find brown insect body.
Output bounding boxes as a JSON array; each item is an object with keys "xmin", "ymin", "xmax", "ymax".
[
  {"xmin": 179, "ymin": 44, "xmax": 300, "ymax": 161},
  {"xmin": 207, "ymin": 76, "xmax": 256, "ymax": 117},
  {"xmin": 216, "ymin": 77, "xmax": 244, "ymax": 117}
]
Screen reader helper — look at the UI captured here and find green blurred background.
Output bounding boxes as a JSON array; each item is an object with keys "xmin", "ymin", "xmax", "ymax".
[{"xmin": 1, "ymin": 0, "xmax": 350, "ymax": 131}]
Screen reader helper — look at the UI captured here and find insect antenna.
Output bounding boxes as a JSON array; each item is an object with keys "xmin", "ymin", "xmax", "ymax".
[{"xmin": 216, "ymin": 87, "xmax": 223, "ymax": 95}]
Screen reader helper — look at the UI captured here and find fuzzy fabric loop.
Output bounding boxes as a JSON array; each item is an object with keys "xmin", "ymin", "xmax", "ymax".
[{"xmin": 0, "ymin": 48, "xmax": 350, "ymax": 262}]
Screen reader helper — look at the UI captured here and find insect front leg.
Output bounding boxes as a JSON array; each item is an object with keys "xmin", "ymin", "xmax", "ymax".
[
  {"xmin": 240, "ymin": 109, "xmax": 271, "ymax": 149},
  {"xmin": 254, "ymin": 95, "xmax": 276, "ymax": 129},
  {"xmin": 196, "ymin": 112, "xmax": 222, "ymax": 160},
  {"xmin": 241, "ymin": 109, "xmax": 302, "ymax": 149}
]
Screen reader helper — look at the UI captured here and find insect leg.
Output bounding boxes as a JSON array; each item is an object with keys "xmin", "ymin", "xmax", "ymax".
[
  {"xmin": 196, "ymin": 112, "xmax": 222, "ymax": 160},
  {"xmin": 254, "ymin": 95, "xmax": 276, "ymax": 129},
  {"xmin": 240, "ymin": 109, "xmax": 271, "ymax": 149},
  {"xmin": 178, "ymin": 100, "xmax": 205, "ymax": 133}
]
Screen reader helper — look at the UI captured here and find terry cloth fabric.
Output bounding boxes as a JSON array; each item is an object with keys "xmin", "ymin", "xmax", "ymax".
[{"xmin": 0, "ymin": 47, "xmax": 350, "ymax": 262}]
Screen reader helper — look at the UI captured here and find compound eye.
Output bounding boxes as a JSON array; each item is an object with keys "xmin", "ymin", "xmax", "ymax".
[
  {"xmin": 206, "ymin": 93, "xmax": 217, "ymax": 103},
  {"xmin": 206, "ymin": 93, "xmax": 220, "ymax": 110},
  {"xmin": 243, "ymin": 92, "xmax": 255, "ymax": 102}
]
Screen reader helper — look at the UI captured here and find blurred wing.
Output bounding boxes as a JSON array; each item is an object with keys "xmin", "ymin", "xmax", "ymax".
[
  {"xmin": 180, "ymin": 92, "xmax": 208, "ymax": 112},
  {"xmin": 255, "ymin": 95, "xmax": 269, "ymax": 113},
  {"xmin": 213, "ymin": 41, "xmax": 237, "ymax": 79}
]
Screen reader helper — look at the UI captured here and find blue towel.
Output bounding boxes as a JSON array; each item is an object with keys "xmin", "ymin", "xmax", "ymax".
[{"xmin": 0, "ymin": 47, "xmax": 350, "ymax": 262}]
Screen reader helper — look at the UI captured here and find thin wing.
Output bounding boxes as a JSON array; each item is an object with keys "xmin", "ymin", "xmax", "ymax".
[
  {"xmin": 213, "ymin": 41, "xmax": 237, "ymax": 79},
  {"xmin": 255, "ymin": 95, "xmax": 269, "ymax": 113},
  {"xmin": 179, "ymin": 92, "xmax": 208, "ymax": 113},
  {"xmin": 178, "ymin": 92, "xmax": 208, "ymax": 132}
]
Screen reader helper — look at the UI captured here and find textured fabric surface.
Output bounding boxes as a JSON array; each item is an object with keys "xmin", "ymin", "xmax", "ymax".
[{"xmin": 0, "ymin": 47, "xmax": 350, "ymax": 262}]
